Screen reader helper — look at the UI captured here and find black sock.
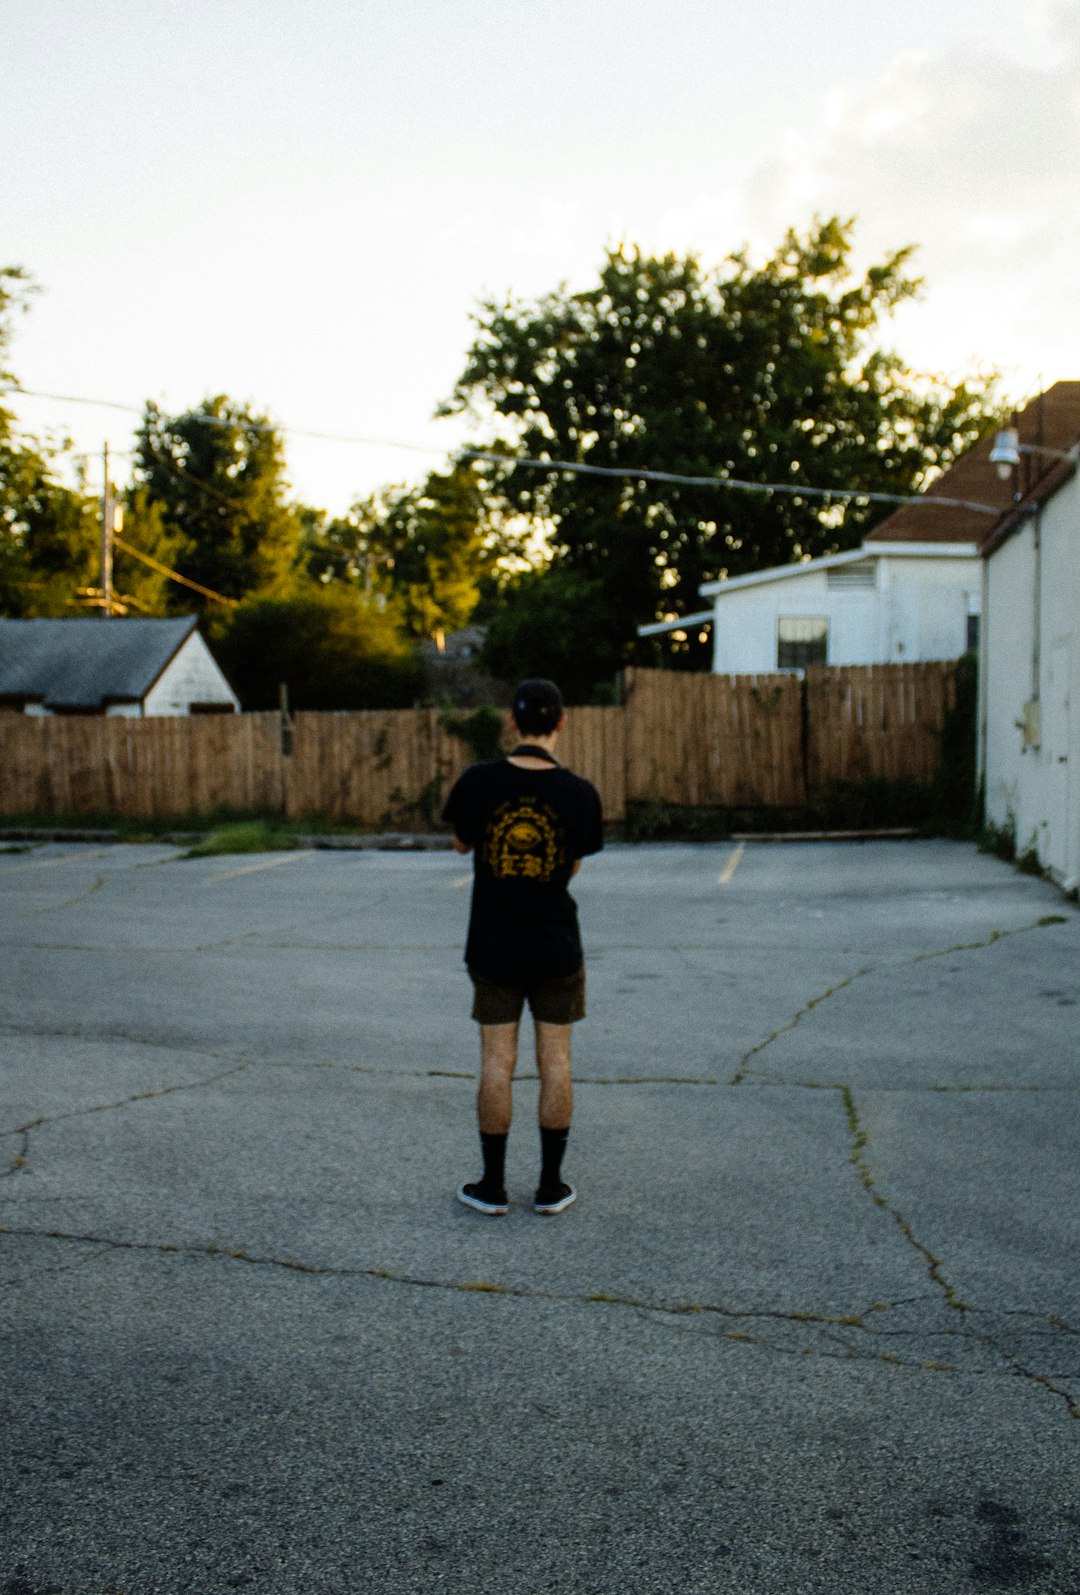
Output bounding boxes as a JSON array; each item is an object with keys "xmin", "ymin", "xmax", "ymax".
[
  {"xmin": 480, "ymin": 1131, "xmax": 508, "ymax": 1192},
  {"xmin": 539, "ymin": 1126, "xmax": 569, "ymax": 1192}
]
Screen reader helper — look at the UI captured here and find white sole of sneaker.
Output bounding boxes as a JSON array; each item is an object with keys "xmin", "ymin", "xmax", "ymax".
[
  {"xmin": 533, "ymin": 1186, "xmax": 577, "ymax": 1215},
  {"xmin": 456, "ymin": 1185, "xmax": 509, "ymax": 1216}
]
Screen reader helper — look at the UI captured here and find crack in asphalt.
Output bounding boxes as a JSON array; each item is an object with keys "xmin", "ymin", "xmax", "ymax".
[
  {"xmin": 23, "ymin": 873, "xmax": 108, "ymax": 914},
  {"xmin": 2, "ymin": 907, "xmax": 1075, "ymax": 1427},
  {"xmin": 1, "ymin": 1058, "xmax": 255, "ymax": 1176},
  {"xmin": 838, "ymin": 1083, "xmax": 1080, "ymax": 1422},
  {"xmin": 728, "ymin": 914, "xmax": 1066, "ymax": 1086},
  {"xmin": 2, "ymin": 1224, "xmax": 1076, "ymax": 1409},
  {"xmin": 841, "ymin": 1084, "xmax": 965, "ymax": 1311}
]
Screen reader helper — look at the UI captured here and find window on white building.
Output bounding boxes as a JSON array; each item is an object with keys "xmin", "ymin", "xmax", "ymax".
[{"xmin": 777, "ymin": 615, "xmax": 829, "ymax": 670}]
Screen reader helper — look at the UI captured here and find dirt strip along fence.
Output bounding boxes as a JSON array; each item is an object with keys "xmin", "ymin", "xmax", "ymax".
[{"xmin": 0, "ymin": 661, "xmax": 957, "ymax": 828}]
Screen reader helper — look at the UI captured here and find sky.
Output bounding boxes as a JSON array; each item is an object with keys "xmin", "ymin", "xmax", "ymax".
[{"xmin": 3, "ymin": 0, "xmax": 1079, "ymax": 515}]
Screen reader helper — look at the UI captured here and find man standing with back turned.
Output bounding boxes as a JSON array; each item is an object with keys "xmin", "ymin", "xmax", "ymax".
[{"xmin": 442, "ymin": 679, "xmax": 604, "ymax": 1216}]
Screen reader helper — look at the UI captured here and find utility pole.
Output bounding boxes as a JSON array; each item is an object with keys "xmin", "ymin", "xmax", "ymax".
[{"xmin": 100, "ymin": 442, "xmax": 114, "ymax": 617}]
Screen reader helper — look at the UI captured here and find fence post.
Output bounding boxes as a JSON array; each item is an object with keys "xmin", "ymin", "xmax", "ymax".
[{"xmin": 278, "ymin": 683, "xmax": 293, "ymax": 817}]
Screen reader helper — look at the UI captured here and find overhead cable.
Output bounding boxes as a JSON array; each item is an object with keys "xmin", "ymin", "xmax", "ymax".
[
  {"xmin": 2, "ymin": 386, "xmax": 444, "ymax": 456},
  {"xmin": 112, "ymin": 535, "xmax": 238, "ymax": 606},
  {"xmin": 458, "ymin": 449, "xmax": 1001, "ymax": 515},
  {"xmin": 4, "ymin": 383, "xmax": 1001, "ymax": 514}
]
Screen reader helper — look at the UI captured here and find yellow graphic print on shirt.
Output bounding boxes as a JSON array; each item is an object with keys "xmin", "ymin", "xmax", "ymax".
[{"xmin": 487, "ymin": 800, "xmax": 564, "ymax": 883}]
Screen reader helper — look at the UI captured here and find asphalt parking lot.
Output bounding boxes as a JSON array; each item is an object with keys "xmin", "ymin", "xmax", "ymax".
[{"xmin": 1, "ymin": 837, "xmax": 1078, "ymax": 1594}]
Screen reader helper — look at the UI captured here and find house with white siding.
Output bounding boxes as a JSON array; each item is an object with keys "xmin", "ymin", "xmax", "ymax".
[
  {"xmin": 638, "ymin": 393, "xmax": 1080, "ymax": 672},
  {"xmin": 0, "ymin": 616, "xmax": 239, "ymax": 716}
]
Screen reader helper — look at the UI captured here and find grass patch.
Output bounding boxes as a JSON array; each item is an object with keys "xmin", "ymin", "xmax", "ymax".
[
  {"xmin": 0, "ymin": 808, "xmax": 389, "ymax": 844},
  {"xmin": 183, "ymin": 821, "xmax": 300, "ymax": 858}
]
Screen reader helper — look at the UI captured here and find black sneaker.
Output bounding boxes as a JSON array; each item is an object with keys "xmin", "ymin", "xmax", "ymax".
[
  {"xmin": 457, "ymin": 1181, "xmax": 509, "ymax": 1216},
  {"xmin": 533, "ymin": 1181, "xmax": 576, "ymax": 1215}
]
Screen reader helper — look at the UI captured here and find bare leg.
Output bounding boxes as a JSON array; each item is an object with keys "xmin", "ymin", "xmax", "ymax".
[
  {"xmin": 535, "ymin": 1021, "xmax": 573, "ymax": 1129},
  {"xmin": 477, "ymin": 1023, "xmax": 518, "ymax": 1135}
]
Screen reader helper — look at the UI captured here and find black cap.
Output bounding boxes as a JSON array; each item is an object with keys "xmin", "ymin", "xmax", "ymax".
[{"xmin": 512, "ymin": 678, "xmax": 564, "ymax": 735}]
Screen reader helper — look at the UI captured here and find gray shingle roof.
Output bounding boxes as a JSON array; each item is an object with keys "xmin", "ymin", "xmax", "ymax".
[{"xmin": 0, "ymin": 616, "xmax": 199, "ymax": 710}]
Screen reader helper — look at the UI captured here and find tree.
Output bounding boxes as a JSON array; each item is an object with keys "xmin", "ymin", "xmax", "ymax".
[
  {"xmin": 302, "ymin": 459, "xmax": 508, "ymax": 641},
  {"xmin": 0, "ymin": 266, "xmax": 102, "ymax": 616},
  {"xmin": 0, "ymin": 437, "xmax": 99, "ymax": 615},
  {"xmin": 444, "ymin": 218, "xmax": 997, "ymax": 691},
  {"xmin": 479, "ymin": 569, "xmax": 623, "ymax": 704},
  {"xmin": 210, "ymin": 585, "xmax": 421, "ymax": 711},
  {"xmin": 133, "ymin": 396, "xmax": 304, "ymax": 608}
]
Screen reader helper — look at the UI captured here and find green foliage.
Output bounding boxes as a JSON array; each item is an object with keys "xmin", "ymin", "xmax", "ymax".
[
  {"xmin": 134, "ymin": 396, "xmax": 303, "ymax": 607},
  {"xmin": 1015, "ymin": 836, "xmax": 1044, "ymax": 876},
  {"xmin": 0, "ymin": 435, "xmax": 98, "ymax": 615},
  {"xmin": 303, "ymin": 460, "xmax": 506, "ymax": 641},
  {"xmin": 211, "ymin": 585, "xmax": 421, "ymax": 710},
  {"xmin": 479, "ymin": 567, "xmax": 624, "ymax": 703},
  {"xmin": 183, "ymin": 821, "xmax": 299, "ymax": 858},
  {"xmin": 445, "ymin": 218, "xmax": 998, "ymax": 696},
  {"xmin": 979, "ymin": 812, "xmax": 1016, "ymax": 862},
  {"xmin": 440, "ymin": 704, "xmax": 505, "ymax": 761},
  {"xmin": 0, "ymin": 266, "xmax": 102, "ymax": 617}
]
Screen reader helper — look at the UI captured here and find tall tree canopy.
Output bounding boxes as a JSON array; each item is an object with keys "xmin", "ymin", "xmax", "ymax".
[
  {"xmin": 303, "ymin": 459, "xmax": 507, "ymax": 640},
  {"xmin": 444, "ymin": 218, "xmax": 996, "ymax": 690},
  {"xmin": 0, "ymin": 267, "xmax": 101, "ymax": 616},
  {"xmin": 134, "ymin": 396, "xmax": 303, "ymax": 608}
]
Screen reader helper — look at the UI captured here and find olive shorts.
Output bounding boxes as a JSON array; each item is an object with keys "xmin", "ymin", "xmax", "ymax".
[{"xmin": 468, "ymin": 965, "xmax": 586, "ymax": 1026}]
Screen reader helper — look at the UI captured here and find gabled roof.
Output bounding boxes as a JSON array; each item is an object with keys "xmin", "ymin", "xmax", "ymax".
[
  {"xmin": 0, "ymin": 616, "xmax": 199, "ymax": 710},
  {"xmin": 866, "ymin": 381, "xmax": 1080, "ymax": 546}
]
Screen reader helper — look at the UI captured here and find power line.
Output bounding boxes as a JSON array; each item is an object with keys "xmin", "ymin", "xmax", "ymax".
[
  {"xmin": 1, "ymin": 385, "xmax": 445, "ymax": 457},
  {"xmin": 458, "ymin": 450, "xmax": 1001, "ymax": 515},
  {"xmin": 3, "ymin": 382, "xmax": 1002, "ymax": 514},
  {"xmin": 112, "ymin": 535, "xmax": 238, "ymax": 606}
]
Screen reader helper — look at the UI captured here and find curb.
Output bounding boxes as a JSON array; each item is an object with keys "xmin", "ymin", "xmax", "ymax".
[
  {"xmin": 0, "ymin": 827, "xmax": 455, "ymax": 851},
  {"xmin": 730, "ymin": 828, "xmax": 919, "ymax": 843}
]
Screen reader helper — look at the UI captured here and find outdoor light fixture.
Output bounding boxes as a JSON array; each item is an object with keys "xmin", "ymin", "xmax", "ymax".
[
  {"xmin": 989, "ymin": 427, "xmax": 1021, "ymax": 478},
  {"xmin": 989, "ymin": 427, "xmax": 1080, "ymax": 481}
]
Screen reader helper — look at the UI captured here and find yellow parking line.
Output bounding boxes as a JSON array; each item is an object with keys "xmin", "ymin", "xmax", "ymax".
[
  {"xmin": 717, "ymin": 843, "xmax": 745, "ymax": 886},
  {"xmin": 201, "ymin": 853, "xmax": 309, "ymax": 885}
]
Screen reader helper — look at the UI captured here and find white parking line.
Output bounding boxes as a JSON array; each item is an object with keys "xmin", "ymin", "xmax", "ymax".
[
  {"xmin": 717, "ymin": 843, "xmax": 745, "ymax": 886},
  {"xmin": 201, "ymin": 853, "xmax": 310, "ymax": 884}
]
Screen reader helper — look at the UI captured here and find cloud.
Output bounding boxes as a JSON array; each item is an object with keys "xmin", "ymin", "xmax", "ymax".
[{"xmin": 660, "ymin": 3, "xmax": 1080, "ymax": 393}]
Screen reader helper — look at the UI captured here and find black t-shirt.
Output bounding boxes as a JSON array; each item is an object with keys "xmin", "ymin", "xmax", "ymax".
[{"xmin": 441, "ymin": 757, "xmax": 604, "ymax": 985}]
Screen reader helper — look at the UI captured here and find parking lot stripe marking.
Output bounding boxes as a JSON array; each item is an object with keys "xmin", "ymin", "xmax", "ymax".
[
  {"xmin": 201, "ymin": 853, "xmax": 309, "ymax": 884},
  {"xmin": 717, "ymin": 844, "xmax": 745, "ymax": 886}
]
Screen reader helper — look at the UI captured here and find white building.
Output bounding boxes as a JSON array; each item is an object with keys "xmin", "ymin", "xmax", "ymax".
[
  {"xmin": 697, "ymin": 541, "xmax": 981, "ymax": 674},
  {"xmin": 0, "ymin": 616, "xmax": 239, "ymax": 716},
  {"xmin": 981, "ymin": 428, "xmax": 1080, "ymax": 893},
  {"xmin": 639, "ymin": 392, "xmax": 1070, "ymax": 672}
]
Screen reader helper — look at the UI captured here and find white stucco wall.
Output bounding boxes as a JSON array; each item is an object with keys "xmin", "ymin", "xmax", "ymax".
[
  {"xmin": 709, "ymin": 550, "xmax": 980, "ymax": 674},
  {"xmin": 142, "ymin": 632, "xmax": 239, "ymax": 715},
  {"xmin": 983, "ymin": 470, "xmax": 1079, "ymax": 889}
]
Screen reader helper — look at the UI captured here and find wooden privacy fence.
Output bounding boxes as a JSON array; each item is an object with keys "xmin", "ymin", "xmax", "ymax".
[{"xmin": 0, "ymin": 661, "xmax": 957, "ymax": 827}]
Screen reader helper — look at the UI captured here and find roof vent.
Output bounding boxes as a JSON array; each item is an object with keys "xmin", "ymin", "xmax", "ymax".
[{"xmin": 827, "ymin": 561, "xmax": 877, "ymax": 590}]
